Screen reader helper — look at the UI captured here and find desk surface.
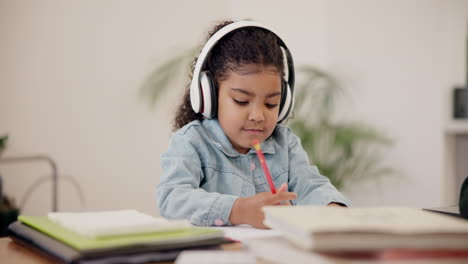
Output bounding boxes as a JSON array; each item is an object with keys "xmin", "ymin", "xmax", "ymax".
[
  {"xmin": 0, "ymin": 237, "xmax": 244, "ymax": 264},
  {"xmin": 0, "ymin": 237, "xmax": 59, "ymax": 264},
  {"xmin": 2, "ymin": 236, "xmax": 468, "ymax": 264}
]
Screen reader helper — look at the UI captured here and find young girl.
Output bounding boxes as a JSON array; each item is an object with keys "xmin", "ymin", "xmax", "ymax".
[{"xmin": 156, "ymin": 20, "xmax": 350, "ymax": 229}]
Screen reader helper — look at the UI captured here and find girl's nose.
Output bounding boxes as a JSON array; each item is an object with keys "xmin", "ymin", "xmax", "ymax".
[{"xmin": 248, "ymin": 105, "xmax": 265, "ymax": 122}]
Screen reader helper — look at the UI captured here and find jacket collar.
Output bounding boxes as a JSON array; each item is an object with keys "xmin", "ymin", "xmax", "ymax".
[{"xmin": 202, "ymin": 119, "xmax": 276, "ymax": 157}]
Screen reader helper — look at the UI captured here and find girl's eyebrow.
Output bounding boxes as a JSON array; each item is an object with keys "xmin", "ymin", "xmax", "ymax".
[{"xmin": 230, "ymin": 88, "xmax": 281, "ymax": 98}]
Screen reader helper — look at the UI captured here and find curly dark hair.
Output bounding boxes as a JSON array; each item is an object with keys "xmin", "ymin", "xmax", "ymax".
[{"xmin": 172, "ymin": 20, "xmax": 285, "ymax": 131}]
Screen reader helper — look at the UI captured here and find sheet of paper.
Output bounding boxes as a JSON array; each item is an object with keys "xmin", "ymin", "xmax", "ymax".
[
  {"xmin": 175, "ymin": 250, "xmax": 256, "ymax": 264},
  {"xmin": 243, "ymin": 237, "xmax": 338, "ymax": 264},
  {"xmin": 47, "ymin": 210, "xmax": 190, "ymax": 238},
  {"xmin": 211, "ymin": 224, "xmax": 281, "ymax": 242}
]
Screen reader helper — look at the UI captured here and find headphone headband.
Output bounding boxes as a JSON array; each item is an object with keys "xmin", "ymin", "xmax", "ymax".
[{"xmin": 190, "ymin": 21, "xmax": 295, "ymax": 123}]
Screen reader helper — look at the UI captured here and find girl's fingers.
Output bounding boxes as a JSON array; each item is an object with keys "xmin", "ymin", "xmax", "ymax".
[
  {"xmin": 271, "ymin": 191, "xmax": 297, "ymax": 204},
  {"xmin": 274, "ymin": 184, "xmax": 293, "ymax": 205},
  {"xmin": 277, "ymin": 183, "xmax": 288, "ymax": 193}
]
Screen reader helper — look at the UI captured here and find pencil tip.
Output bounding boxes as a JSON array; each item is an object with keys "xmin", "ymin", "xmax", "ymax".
[{"xmin": 252, "ymin": 139, "xmax": 261, "ymax": 150}]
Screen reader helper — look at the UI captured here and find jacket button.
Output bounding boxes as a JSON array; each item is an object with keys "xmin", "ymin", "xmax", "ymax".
[
  {"xmin": 214, "ymin": 219, "xmax": 224, "ymax": 226},
  {"xmin": 250, "ymin": 162, "xmax": 256, "ymax": 170}
]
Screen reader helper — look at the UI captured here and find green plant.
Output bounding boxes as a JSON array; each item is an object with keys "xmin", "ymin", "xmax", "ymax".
[
  {"xmin": 289, "ymin": 66, "xmax": 395, "ymax": 188},
  {"xmin": 140, "ymin": 48, "xmax": 198, "ymax": 105},
  {"xmin": 141, "ymin": 49, "xmax": 395, "ymax": 190}
]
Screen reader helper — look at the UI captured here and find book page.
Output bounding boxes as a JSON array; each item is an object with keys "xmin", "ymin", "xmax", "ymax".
[
  {"xmin": 211, "ymin": 224, "xmax": 281, "ymax": 242},
  {"xmin": 262, "ymin": 206, "xmax": 468, "ymax": 234}
]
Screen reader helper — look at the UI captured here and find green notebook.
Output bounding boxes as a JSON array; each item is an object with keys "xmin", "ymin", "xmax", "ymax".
[{"xmin": 19, "ymin": 215, "xmax": 224, "ymax": 252}]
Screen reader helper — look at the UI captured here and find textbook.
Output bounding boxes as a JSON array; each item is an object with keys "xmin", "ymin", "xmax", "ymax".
[
  {"xmin": 15, "ymin": 214, "xmax": 225, "ymax": 254},
  {"xmin": 8, "ymin": 221, "xmax": 224, "ymax": 264},
  {"xmin": 262, "ymin": 206, "xmax": 468, "ymax": 251}
]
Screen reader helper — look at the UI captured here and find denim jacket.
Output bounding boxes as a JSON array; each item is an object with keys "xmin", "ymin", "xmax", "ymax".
[{"xmin": 156, "ymin": 119, "xmax": 350, "ymax": 226}]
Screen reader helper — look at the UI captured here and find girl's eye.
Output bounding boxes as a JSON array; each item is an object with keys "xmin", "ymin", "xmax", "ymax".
[
  {"xmin": 266, "ymin": 103, "xmax": 279, "ymax": 109},
  {"xmin": 233, "ymin": 99, "xmax": 248, "ymax": 105}
]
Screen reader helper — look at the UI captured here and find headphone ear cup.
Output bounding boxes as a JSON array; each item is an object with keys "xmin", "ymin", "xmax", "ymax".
[
  {"xmin": 199, "ymin": 71, "xmax": 217, "ymax": 119},
  {"xmin": 278, "ymin": 79, "xmax": 287, "ymax": 115},
  {"xmin": 190, "ymin": 76, "xmax": 202, "ymax": 114},
  {"xmin": 210, "ymin": 74, "xmax": 218, "ymax": 118},
  {"xmin": 278, "ymin": 81, "xmax": 293, "ymax": 123}
]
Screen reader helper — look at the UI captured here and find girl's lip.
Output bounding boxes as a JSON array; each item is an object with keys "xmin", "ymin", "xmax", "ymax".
[{"xmin": 243, "ymin": 128, "xmax": 264, "ymax": 134}]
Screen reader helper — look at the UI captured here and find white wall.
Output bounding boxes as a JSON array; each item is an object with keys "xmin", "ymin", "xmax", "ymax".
[
  {"xmin": 227, "ymin": 0, "xmax": 468, "ymax": 208},
  {"xmin": 325, "ymin": 0, "xmax": 467, "ymax": 207},
  {"xmin": 0, "ymin": 0, "xmax": 228, "ymax": 215},
  {"xmin": 1, "ymin": 0, "xmax": 467, "ymax": 215}
]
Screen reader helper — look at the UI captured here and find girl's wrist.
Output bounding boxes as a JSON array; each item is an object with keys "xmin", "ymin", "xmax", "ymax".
[{"xmin": 229, "ymin": 197, "xmax": 246, "ymax": 225}]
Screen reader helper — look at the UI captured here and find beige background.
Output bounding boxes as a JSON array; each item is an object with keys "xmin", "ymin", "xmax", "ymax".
[{"xmin": 1, "ymin": 0, "xmax": 467, "ymax": 215}]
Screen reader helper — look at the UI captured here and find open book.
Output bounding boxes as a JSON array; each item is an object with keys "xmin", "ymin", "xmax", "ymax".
[{"xmin": 262, "ymin": 206, "xmax": 468, "ymax": 251}]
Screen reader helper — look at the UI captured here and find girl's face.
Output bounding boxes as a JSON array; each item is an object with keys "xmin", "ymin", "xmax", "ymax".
[{"xmin": 217, "ymin": 64, "xmax": 282, "ymax": 154}]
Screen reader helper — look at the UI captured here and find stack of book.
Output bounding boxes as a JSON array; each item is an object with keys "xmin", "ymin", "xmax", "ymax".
[
  {"xmin": 8, "ymin": 210, "xmax": 226, "ymax": 264},
  {"xmin": 253, "ymin": 206, "xmax": 468, "ymax": 263}
]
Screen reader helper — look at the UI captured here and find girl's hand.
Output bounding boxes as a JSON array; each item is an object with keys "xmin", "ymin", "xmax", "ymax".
[
  {"xmin": 229, "ymin": 183, "xmax": 297, "ymax": 229},
  {"xmin": 276, "ymin": 183, "xmax": 292, "ymax": 205}
]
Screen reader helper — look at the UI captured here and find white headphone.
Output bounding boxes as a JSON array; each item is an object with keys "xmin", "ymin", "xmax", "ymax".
[{"xmin": 190, "ymin": 21, "xmax": 295, "ymax": 123}]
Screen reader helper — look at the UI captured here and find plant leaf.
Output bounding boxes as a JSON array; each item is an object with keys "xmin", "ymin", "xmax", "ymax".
[{"xmin": 140, "ymin": 47, "xmax": 198, "ymax": 106}]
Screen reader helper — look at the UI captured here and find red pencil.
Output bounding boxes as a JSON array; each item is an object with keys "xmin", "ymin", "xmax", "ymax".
[{"xmin": 252, "ymin": 139, "xmax": 277, "ymax": 194}]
